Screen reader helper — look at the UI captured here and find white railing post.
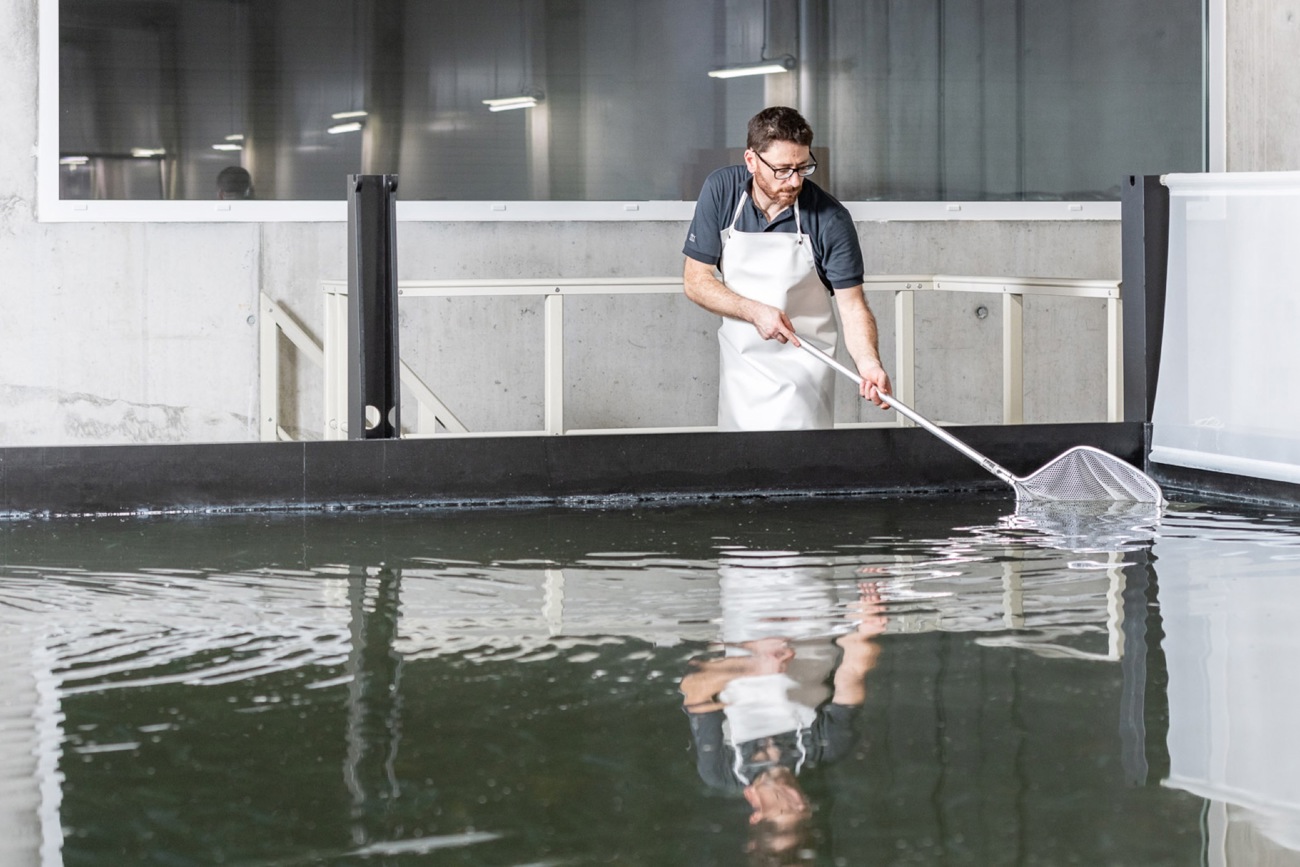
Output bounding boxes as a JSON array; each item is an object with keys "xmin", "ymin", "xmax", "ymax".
[
  {"xmin": 1107, "ymin": 296, "xmax": 1124, "ymax": 422},
  {"xmin": 323, "ymin": 285, "xmax": 347, "ymax": 440},
  {"xmin": 1002, "ymin": 291, "xmax": 1025, "ymax": 425},
  {"xmin": 894, "ymin": 285, "xmax": 916, "ymax": 427},
  {"xmin": 544, "ymin": 290, "xmax": 565, "ymax": 435},
  {"xmin": 259, "ymin": 293, "xmax": 280, "ymax": 441},
  {"xmin": 260, "ymin": 292, "xmax": 328, "ymax": 442}
]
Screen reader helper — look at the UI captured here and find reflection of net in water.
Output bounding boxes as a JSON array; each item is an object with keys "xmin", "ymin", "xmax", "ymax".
[
  {"xmin": 999, "ymin": 499, "xmax": 1163, "ymax": 554},
  {"xmin": 1013, "ymin": 446, "xmax": 1166, "ymax": 505}
]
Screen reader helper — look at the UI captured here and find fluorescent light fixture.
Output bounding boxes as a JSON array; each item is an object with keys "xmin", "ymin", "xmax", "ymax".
[
  {"xmin": 59, "ymin": 156, "xmax": 90, "ymax": 166},
  {"xmin": 707, "ymin": 55, "xmax": 796, "ymax": 79},
  {"xmin": 331, "ymin": 110, "xmax": 369, "ymax": 120},
  {"xmin": 482, "ymin": 95, "xmax": 540, "ymax": 112},
  {"xmin": 224, "ymin": 134, "xmax": 245, "ymax": 142},
  {"xmin": 212, "ymin": 143, "xmax": 243, "ymax": 151},
  {"xmin": 327, "ymin": 121, "xmax": 364, "ymax": 134},
  {"xmin": 130, "ymin": 148, "xmax": 166, "ymax": 158}
]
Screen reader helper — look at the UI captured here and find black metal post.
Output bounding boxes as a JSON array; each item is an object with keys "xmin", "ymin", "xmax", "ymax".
[
  {"xmin": 1120, "ymin": 175, "xmax": 1170, "ymax": 424},
  {"xmin": 346, "ymin": 174, "xmax": 401, "ymax": 439}
]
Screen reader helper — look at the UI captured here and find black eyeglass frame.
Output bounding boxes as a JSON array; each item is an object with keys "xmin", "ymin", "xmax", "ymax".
[{"xmin": 751, "ymin": 149, "xmax": 818, "ymax": 180}]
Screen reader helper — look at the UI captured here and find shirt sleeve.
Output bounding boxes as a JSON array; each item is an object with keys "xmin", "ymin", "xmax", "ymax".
[
  {"xmin": 818, "ymin": 205, "xmax": 866, "ymax": 290},
  {"xmin": 684, "ymin": 708, "xmax": 743, "ymax": 792},
  {"xmin": 682, "ymin": 168, "xmax": 736, "ymax": 266},
  {"xmin": 809, "ymin": 702, "xmax": 861, "ymax": 765}
]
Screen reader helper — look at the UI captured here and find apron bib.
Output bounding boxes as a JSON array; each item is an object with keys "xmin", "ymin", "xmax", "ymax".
[{"xmin": 717, "ymin": 193, "xmax": 838, "ymax": 431}]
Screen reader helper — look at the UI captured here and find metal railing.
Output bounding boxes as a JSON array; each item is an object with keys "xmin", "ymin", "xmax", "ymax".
[
  {"xmin": 259, "ymin": 276, "xmax": 1122, "ymax": 441},
  {"xmin": 259, "ymin": 291, "xmax": 467, "ymax": 442},
  {"xmin": 259, "ymin": 293, "xmax": 323, "ymax": 442}
]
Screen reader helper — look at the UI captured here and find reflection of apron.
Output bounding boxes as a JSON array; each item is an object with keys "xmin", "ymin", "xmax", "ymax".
[
  {"xmin": 717, "ymin": 193, "xmax": 838, "ymax": 431},
  {"xmin": 719, "ymin": 673, "xmax": 818, "ymax": 746},
  {"xmin": 718, "ymin": 561, "xmax": 839, "ymax": 725}
]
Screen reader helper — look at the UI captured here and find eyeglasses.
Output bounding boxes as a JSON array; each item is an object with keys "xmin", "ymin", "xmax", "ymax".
[{"xmin": 753, "ymin": 150, "xmax": 817, "ymax": 180}]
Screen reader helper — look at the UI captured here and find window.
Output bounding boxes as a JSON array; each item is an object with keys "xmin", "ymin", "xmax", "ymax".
[{"xmin": 47, "ymin": 0, "xmax": 1206, "ymax": 218}]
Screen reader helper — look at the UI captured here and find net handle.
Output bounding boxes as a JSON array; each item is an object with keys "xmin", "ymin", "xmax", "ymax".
[{"xmin": 794, "ymin": 336, "xmax": 1017, "ymax": 486}]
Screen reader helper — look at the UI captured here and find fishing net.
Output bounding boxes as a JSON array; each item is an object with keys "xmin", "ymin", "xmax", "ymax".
[
  {"xmin": 791, "ymin": 337, "xmax": 1166, "ymax": 506},
  {"xmin": 1012, "ymin": 446, "xmax": 1165, "ymax": 505}
]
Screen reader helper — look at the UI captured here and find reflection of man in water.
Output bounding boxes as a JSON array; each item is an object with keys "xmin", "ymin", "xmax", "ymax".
[
  {"xmin": 216, "ymin": 166, "xmax": 253, "ymax": 199},
  {"xmin": 679, "ymin": 582, "xmax": 887, "ymax": 862}
]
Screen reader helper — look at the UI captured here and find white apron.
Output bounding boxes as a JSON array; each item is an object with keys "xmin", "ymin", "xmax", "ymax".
[{"xmin": 717, "ymin": 193, "xmax": 838, "ymax": 431}]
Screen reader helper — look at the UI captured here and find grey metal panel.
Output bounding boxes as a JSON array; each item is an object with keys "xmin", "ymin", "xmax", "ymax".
[
  {"xmin": 347, "ymin": 174, "xmax": 401, "ymax": 439},
  {"xmin": 1120, "ymin": 174, "xmax": 1170, "ymax": 423}
]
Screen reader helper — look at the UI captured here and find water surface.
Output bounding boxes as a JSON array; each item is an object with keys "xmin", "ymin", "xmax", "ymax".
[{"xmin": 2, "ymin": 495, "xmax": 1298, "ymax": 865}]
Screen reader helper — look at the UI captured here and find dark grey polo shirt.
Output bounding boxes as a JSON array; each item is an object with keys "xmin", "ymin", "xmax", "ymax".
[
  {"xmin": 685, "ymin": 703, "xmax": 860, "ymax": 793},
  {"xmin": 682, "ymin": 165, "xmax": 865, "ymax": 293}
]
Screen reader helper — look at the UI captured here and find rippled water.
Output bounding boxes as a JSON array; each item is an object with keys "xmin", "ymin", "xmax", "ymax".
[{"xmin": 2, "ymin": 495, "xmax": 1299, "ymax": 865}]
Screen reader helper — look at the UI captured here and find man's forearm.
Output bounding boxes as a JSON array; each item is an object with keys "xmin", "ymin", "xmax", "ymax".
[
  {"xmin": 830, "ymin": 638, "xmax": 881, "ymax": 706},
  {"xmin": 835, "ymin": 286, "xmax": 883, "ymax": 370},
  {"xmin": 834, "ymin": 285, "xmax": 892, "ymax": 401},
  {"xmin": 684, "ymin": 258, "xmax": 750, "ymax": 322}
]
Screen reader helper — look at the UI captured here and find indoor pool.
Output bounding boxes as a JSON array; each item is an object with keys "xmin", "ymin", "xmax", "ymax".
[{"xmin": 1, "ymin": 494, "xmax": 1298, "ymax": 866}]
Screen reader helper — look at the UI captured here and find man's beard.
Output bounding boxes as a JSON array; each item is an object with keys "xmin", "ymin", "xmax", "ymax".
[{"xmin": 754, "ymin": 173, "xmax": 798, "ymax": 209}]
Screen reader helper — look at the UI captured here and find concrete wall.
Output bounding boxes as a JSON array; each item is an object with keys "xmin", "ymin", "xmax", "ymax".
[
  {"xmin": 3, "ymin": 0, "xmax": 1295, "ymax": 448},
  {"xmin": 1226, "ymin": 0, "xmax": 1300, "ymax": 171}
]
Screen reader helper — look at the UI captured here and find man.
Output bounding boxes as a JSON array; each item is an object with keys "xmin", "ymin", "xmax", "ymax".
[
  {"xmin": 683, "ymin": 106, "xmax": 891, "ymax": 431},
  {"xmin": 216, "ymin": 166, "xmax": 253, "ymax": 200}
]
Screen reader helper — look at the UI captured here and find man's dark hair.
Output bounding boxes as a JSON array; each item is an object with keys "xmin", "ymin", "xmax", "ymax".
[
  {"xmin": 746, "ymin": 107, "xmax": 814, "ymax": 154},
  {"xmin": 216, "ymin": 166, "xmax": 253, "ymax": 199}
]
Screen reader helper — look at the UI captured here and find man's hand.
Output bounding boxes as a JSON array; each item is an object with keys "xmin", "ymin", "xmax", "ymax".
[
  {"xmin": 684, "ymin": 259, "xmax": 801, "ymax": 346},
  {"xmin": 855, "ymin": 358, "xmax": 892, "ymax": 406},
  {"xmin": 849, "ymin": 581, "xmax": 889, "ymax": 638},
  {"xmin": 749, "ymin": 301, "xmax": 799, "ymax": 346}
]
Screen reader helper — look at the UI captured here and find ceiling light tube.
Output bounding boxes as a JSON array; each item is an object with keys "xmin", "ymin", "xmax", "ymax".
[
  {"xmin": 482, "ymin": 96, "xmax": 540, "ymax": 112},
  {"xmin": 212, "ymin": 143, "xmax": 243, "ymax": 151},
  {"xmin": 327, "ymin": 121, "xmax": 364, "ymax": 134},
  {"xmin": 331, "ymin": 110, "xmax": 369, "ymax": 120},
  {"xmin": 707, "ymin": 55, "xmax": 796, "ymax": 79}
]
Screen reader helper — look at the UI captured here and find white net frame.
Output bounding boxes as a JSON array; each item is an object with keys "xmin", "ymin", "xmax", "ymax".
[{"xmin": 1012, "ymin": 446, "xmax": 1165, "ymax": 505}]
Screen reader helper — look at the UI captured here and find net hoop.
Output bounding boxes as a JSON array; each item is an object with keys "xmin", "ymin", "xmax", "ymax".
[{"xmin": 1012, "ymin": 446, "xmax": 1166, "ymax": 506}]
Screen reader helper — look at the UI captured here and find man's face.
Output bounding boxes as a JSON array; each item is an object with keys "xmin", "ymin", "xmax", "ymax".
[
  {"xmin": 745, "ymin": 141, "xmax": 812, "ymax": 210},
  {"xmin": 743, "ymin": 766, "xmax": 812, "ymax": 857}
]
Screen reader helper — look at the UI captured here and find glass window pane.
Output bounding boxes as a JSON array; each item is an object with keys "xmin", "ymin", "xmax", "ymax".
[{"xmin": 58, "ymin": 0, "xmax": 1204, "ymax": 203}]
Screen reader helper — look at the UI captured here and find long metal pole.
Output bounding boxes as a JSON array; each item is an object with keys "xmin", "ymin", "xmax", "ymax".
[{"xmin": 795, "ymin": 337, "xmax": 1017, "ymax": 485}]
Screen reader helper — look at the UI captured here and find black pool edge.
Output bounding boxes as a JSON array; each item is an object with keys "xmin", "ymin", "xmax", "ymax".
[
  {"xmin": 2, "ymin": 422, "xmax": 1295, "ymax": 520},
  {"xmin": 0, "ymin": 422, "xmax": 1151, "ymax": 517},
  {"xmin": 1147, "ymin": 463, "xmax": 1300, "ymax": 510}
]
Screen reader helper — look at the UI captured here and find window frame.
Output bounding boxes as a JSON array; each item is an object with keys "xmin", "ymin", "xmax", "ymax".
[{"xmin": 38, "ymin": 0, "xmax": 1222, "ymax": 224}]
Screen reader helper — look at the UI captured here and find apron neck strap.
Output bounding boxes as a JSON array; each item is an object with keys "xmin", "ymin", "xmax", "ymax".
[{"xmin": 728, "ymin": 191, "xmax": 748, "ymax": 231}]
